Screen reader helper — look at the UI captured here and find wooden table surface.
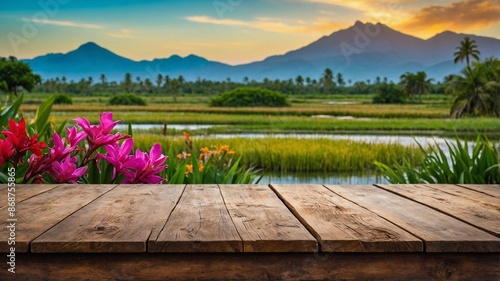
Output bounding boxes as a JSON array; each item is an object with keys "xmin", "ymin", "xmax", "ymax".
[{"xmin": 1, "ymin": 184, "xmax": 499, "ymax": 280}]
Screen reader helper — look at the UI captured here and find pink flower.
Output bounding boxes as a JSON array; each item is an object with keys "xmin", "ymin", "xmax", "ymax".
[
  {"xmin": 49, "ymin": 132, "xmax": 75, "ymax": 161},
  {"xmin": 74, "ymin": 112, "xmax": 128, "ymax": 149},
  {"xmin": 66, "ymin": 126, "xmax": 87, "ymax": 147},
  {"xmin": 49, "ymin": 155, "xmax": 87, "ymax": 184},
  {"xmin": 123, "ymin": 143, "xmax": 168, "ymax": 184},
  {"xmin": 98, "ymin": 138, "xmax": 135, "ymax": 176}
]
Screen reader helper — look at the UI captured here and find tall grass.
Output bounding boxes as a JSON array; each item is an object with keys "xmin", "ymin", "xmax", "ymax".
[
  {"xmin": 375, "ymin": 135, "xmax": 500, "ymax": 184},
  {"xmin": 132, "ymin": 136, "xmax": 423, "ymax": 172}
]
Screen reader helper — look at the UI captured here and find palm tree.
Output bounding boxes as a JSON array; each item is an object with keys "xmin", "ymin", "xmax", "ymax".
[
  {"xmin": 100, "ymin": 74, "xmax": 106, "ymax": 85},
  {"xmin": 454, "ymin": 37, "xmax": 480, "ymax": 67},
  {"xmin": 295, "ymin": 75, "xmax": 304, "ymax": 89},
  {"xmin": 336, "ymin": 73, "xmax": 345, "ymax": 87},
  {"xmin": 448, "ymin": 59, "xmax": 500, "ymax": 118},
  {"xmin": 170, "ymin": 79, "xmax": 179, "ymax": 102},
  {"xmin": 415, "ymin": 71, "xmax": 433, "ymax": 100},
  {"xmin": 322, "ymin": 68, "xmax": 334, "ymax": 94},
  {"xmin": 400, "ymin": 72, "xmax": 417, "ymax": 101},
  {"xmin": 156, "ymin": 74, "xmax": 163, "ymax": 94},
  {"xmin": 123, "ymin": 73, "xmax": 133, "ymax": 93}
]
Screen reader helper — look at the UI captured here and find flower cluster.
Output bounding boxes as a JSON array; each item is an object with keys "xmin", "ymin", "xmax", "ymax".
[
  {"xmin": 0, "ymin": 112, "xmax": 168, "ymax": 184},
  {"xmin": 178, "ymin": 133, "xmax": 237, "ymax": 176}
]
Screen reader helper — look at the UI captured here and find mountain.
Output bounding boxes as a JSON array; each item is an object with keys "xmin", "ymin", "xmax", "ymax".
[
  {"xmin": 25, "ymin": 42, "xmax": 232, "ymax": 82},
  {"xmin": 22, "ymin": 21, "xmax": 500, "ymax": 83}
]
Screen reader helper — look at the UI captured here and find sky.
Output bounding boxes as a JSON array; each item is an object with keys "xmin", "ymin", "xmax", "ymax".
[{"xmin": 0, "ymin": 0, "xmax": 499, "ymax": 65}]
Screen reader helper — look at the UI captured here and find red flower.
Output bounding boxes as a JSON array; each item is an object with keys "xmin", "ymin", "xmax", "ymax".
[
  {"xmin": 2, "ymin": 118, "xmax": 47, "ymax": 161},
  {"xmin": 0, "ymin": 139, "xmax": 15, "ymax": 166}
]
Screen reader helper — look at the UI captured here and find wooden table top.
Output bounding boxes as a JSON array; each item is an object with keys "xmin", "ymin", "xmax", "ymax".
[{"xmin": 1, "ymin": 184, "xmax": 499, "ymax": 254}]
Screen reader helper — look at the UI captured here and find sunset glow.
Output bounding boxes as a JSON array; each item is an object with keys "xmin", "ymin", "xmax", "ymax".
[{"xmin": 0, "ymin": 0, "xmax": 498, "ymax": 64}]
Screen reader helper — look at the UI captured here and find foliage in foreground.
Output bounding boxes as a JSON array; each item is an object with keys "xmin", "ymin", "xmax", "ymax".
[
  {"xmin": 162, "ymin": 132, "xmax": 261, "ymax": 184},
  {"xmin": 210, "ymin": 87, "xmax": 290, "ymax": 107},
  {"xmin": 1, "ymin": 110, "xmax": 168, "ymax": 184},
  {"xmin": 0, "ymin": 94, "xmax": 260, "ymax": 185},
  {"xmin": 375, "ymin": 135, "xmax": 500, "ymax": 184}
]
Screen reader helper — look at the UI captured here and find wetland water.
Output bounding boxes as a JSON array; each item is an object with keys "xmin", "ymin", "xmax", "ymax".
[{"xmin": 117, "ymin": 123, "xmax": 490, "ymax": 184}]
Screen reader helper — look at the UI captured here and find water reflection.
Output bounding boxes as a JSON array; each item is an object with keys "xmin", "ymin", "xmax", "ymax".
[{"xmin": 260, "ymin": 171, "xmax": 389, "ymax": 185}]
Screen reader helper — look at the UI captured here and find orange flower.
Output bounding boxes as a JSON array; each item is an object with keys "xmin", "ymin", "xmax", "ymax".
[
  {"xmin": 198, "ymin": 162, "xmax": 204, "ymax": 173},
  {"xmin": 176, "ymin": 153, "xmax": 182, "ymax": 159},
  {"xmin": 220, "ymin": 145, "xmax": 229, "ymax": 152},
  {"xmin": 201, "ymin": 147, "xmax": 209, "ymax": 154},
  {"xmin": 182, "ymin": 131, "xmax": 192, "ymax": 142},
  {"xmin": 186, "ymin": 153, "xmax": 192, "ymax": 158},
  {"xmin": 185, "ymin": 164, "xmax": 193, "ymax": 175},
  {"xmin": 228, "ymin": 150, "xmax": 236, "ymax": 155}
]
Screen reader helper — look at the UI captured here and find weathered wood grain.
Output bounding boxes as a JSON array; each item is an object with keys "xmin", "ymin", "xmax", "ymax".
[
  {"xmin": 2, "ymin": 253, "xmax": 499, "ymax": 281},
  {"xmin": 0, "ymin": 184, "xmax": 60, "ymax": 210},
  {"xmin": 219, "ymin": 184, "xmax": 317, "ymax": 252},
  {"xmin": 31, "ymin": 185, "xmax": 185, "ymax": 253},
  {"xmin": 327, "ymin": 185, "xmax": 500, "ymax": 252},
  {"xmin": 0, "ymin": 184, "xmax": 116, "ymax": 253},
  {"xmin": 457, "ymin": 184, "xmax": 500, "ymax": 198},
  {"xmin": 152, "ymin": 184, "xmax": 242, "ymax": 252},
  {"xmin": 376, "ymin": 184, "xmax": 500, "ymax": 237},
  {"xmin": 270, "ymin": 184, "xmax": 422, "ymax": 252}
]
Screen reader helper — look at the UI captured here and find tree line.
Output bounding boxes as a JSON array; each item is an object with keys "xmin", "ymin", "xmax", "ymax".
[{"xmin": 29, "ymin": 68, "xmax": 449, "ymax": 97}]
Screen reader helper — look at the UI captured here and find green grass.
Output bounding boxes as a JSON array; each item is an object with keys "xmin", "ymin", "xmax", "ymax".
[
  {"xmin": 132, "ymin": 136, "xmax": 424, "ymax": 173},
  {"xmin": 18, "ymin": 92, "xmax": 497, "ymax": 135}
]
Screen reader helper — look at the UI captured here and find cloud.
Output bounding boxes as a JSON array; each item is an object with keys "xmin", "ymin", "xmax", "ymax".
[
  {"xmin": 185, "ymin": 15, "xmax": 347, "ymax": 34},
  {"xmin": 29, "ymin": 18, "xmax": 103, "ymax": 29},
  {"xmin": 301, "ymin": 0, "xmax": 414, "ymax": 26},
  {"xmin": 107, "ymin": 29, "xmax": 134, "ymax": 39},
  {"xmin": 398, "ymin": 0, "xmax": 500, "ymax": 38}
]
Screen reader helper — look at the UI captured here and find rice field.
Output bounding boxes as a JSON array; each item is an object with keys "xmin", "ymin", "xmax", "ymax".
[
  {"xmin": 17, "ymin": 93, "xmax": 498, "ymax": 174},
  {"xmin": 132, "ymin": 136, "xmax": 424, "ymax": 172}
]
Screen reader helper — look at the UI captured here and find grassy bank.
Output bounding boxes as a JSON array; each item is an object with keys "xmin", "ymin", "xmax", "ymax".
[{"xmin": 132, "ymin": 136, "xmax": 424, "ymax": 172}]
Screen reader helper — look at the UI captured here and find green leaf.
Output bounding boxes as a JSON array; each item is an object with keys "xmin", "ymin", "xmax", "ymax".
[
  {"xmin": 222, "ymin": 156, "xmax": 241, "ymax": 184},
  {"xmin": 128, "ymin": 122, "xmax": 133, "ymax": 137},
  {"xmin": 0, "ymin": 92, "xmax": 24, "ymax": 127},
  {"xmin": 102, "ymin": 164, "xmax": 115, "ymax": 184},
  {"xmin": 34, "ymin": 94, "xmax": 55, "ymax": 136},
  {"xmin": 55, "ymin": 120, "xmax": 67, "ymax": 135},
  {"xmin": 88, "ymin": 160, "xmax": 101, "ymax": 184}
]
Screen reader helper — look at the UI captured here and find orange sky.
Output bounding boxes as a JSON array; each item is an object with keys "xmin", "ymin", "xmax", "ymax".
[{"xmin": 0, "ymin": 0, "xmax": 498, "ymax": 64}]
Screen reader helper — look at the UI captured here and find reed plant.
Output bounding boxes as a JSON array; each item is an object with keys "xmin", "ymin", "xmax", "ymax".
[{"xmin": 375, "ymin": 135, "xmax": 500, "ymax": 184}]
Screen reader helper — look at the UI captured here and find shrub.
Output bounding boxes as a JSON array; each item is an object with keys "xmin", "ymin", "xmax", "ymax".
[
  {"xmin": 53, "ymin": 94, "xmax": 73, "ymax": 104},
  {"xmin": 109, "ymin": 93, "xmax": 146, "ymax": 106},
  {"xmin": 210, "ymin": 87, "xmax": 290, "ymax": 107},
  {"xmin": 373, "ymin": 83, "xmax": 405, "ymax": 104}
]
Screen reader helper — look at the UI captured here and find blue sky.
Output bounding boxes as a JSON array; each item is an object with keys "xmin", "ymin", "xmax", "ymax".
[{"xmin": 1, "ymin": 0, "xmax": 498, "ymax": 64}]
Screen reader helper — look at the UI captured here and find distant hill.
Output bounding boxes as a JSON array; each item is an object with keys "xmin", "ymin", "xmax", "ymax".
[{"xmin": 22, "ymin": 21, "xmax": 500, "ymax": 83}]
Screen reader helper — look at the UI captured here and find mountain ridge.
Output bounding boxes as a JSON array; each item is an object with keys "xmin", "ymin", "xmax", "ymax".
[{"xmin": 21, "ymin": 21, "xmax": 500, "ymax": 83}]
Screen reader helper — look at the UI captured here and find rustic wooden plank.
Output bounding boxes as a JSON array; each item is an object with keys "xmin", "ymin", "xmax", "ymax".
[
  {"xmin": 219, "ymin": 184, "xmax": 317, "ymax": 252},
  {"xmin": 31, "ymin": 185, "xmax": 185, "ymax": 253},
  {"xmin": 327, "ymin": 185, "xmax": 500, "ymax": 252},
  {"xmin": 270, "ymin": 184, "xmax": 422, "ymax": 252},
  {"xmin": 3, "ymin": 253, "xmax": 499, "ymax": 281},
  {"xmin": 152, "ymin": 185, "xmax": 242, "ymax": 252},
  {"xmin": 376, "ymin": 184, "xmax": 500, "ymax": 237},
  {"xmin": 0, "ymin": 184, "xmax": 116, "ymax": 253},
  {"xmin": 457, "ymin": 184, "xmax": 500, "ymax": 197},
  {"xmin": 0, "ymin": 184, "xmax": 61, "ymax": 210}
]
